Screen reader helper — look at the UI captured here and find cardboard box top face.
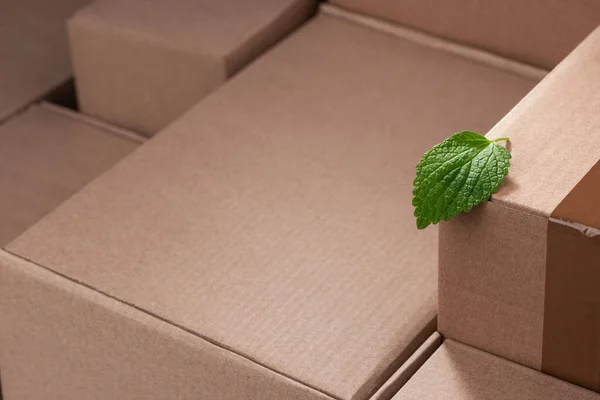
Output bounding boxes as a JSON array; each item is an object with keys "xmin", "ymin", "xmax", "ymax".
[
  {"xmin": 394, "ymin": 340, "xmax": 600, "ymax": 400},
  {"xmin": 8, "ymin": 13, "xmax": 537, "ymax": 400},
  {"xmin": 0, "ymin": 0, "xmax": 90, "ymax": 121},
  {"xmin": 69, "ymin": 0, "xmax": 315, "ymax": 68},
  {"xmin": 0, "ymin": 105, "xmax": 138, "ymax": 248},
  {"xmin": 487, "ymin": 28, "xmax": 600, "ymax": 229},
  {"xmin": 331, "ymin": 0, "xmax": 600, "ymax": 69}
]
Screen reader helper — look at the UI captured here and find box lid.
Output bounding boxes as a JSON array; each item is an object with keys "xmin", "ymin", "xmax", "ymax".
[
  {"xmin": 394, "ymin": 340, "xmax": 600, "ymax": 400},
  {"xmin": 7, "ymin": 12, "xmax": 536, "ymax": 400}
]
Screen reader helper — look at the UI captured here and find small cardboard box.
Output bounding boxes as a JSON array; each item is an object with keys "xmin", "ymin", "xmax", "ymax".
[
  {"xmin": 394, "ymin": 340, "xmax": 600, "ymax": 400},
  {"xmin": 0, "ymin": 0, "xmax": 90, "ymax": 122},
  {"xmin": 439, "ymin": 27, "xmax": 600, "ymax": 391},
  {"xmin": 2, "ymin": 7, "xmax": 537, "ymax": 400},
  {"xmin": 0, "ymin": 104, "xmax": 139, "ymax": 248},
  {"xmin": 330, "ymin": 0, "xmax": 600, "ymax": 69},
  {"xmin": 68, "ymin": 0, "xmax": 316, "ymax": 135}
]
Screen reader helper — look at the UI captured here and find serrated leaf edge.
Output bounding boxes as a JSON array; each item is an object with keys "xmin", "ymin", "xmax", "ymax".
[{"xmin": 412, "ymin": 133, "xmax": 511, "ymax": 229}]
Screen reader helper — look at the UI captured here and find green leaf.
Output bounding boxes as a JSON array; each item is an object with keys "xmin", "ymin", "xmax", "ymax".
[{"xmin": 412, "ymin": 131, "xmax": 511, "ymax": 229}]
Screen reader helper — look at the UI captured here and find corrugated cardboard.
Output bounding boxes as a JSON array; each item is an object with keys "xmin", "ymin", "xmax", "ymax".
[
  {"xmin": 2, "ymin": 9, "xmax": 537, "ymax": 400},
  {"xmin": 68, "ymin": 0, "xmax": 316, "ymax": 135},
  {"xmin": 0, "ymin": 0, "xmax": 90, "ymax": 122},
  {"xmin": 321, "ymin": 4, "xmax": 547, "ymax": 82},
  {"xmin": 0, "ymin": 104, "xmax": 140, "ymax": 248},
  {"xmin": 393, "ymin": 340, "xmax": 600, "ymax": 400},
  {"xmin": 0, "ymin": 251, "xmax": 337, "ymax": 400},
  {"xmin": 439, "ymin": 27, "xmax": 600, "ymax": 390},
  {"xmin": 0, "ymin": 251, "xmax": 441, "ymax": 400},
  {"xmin": 370, "ymin": 333, "xmax": 442, "ymax": 400},
  {"xmin": 330, "ymin": 0, "xmax": 600, "ymax": 69}
]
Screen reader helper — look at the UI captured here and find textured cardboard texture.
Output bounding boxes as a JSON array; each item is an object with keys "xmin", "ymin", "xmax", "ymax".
[
  {"xmin": 69, "ymin": 0, "xmax": 316, "ymax": 135},
  {"xmin": 8, "ymin": 13, "xmax": 537, "ymax": 400},
  {"xmin": 322, "ymin": 4, "xmax": 547, "ymax": 82},
  {"xmin": 439, "ymin": 202, "xmax": 548, "ymax": 370},
  {"xmin": 0, "ymin": 0, "xmax": 90, "ymax": 122},
  {"xmin": 393, "ymin": 340, "xmax": 600, "ymax": 400},
  {"xmin": 330, "ymin": 0, "xmax": 600, "ymax": 69},
  {"xmin": 543, "ymin": 221, "xmax": 600, "ymax": 390},
  {"xmin": 0, "ymin": 105, "xmax": 138, "ymax": 248},
  {"xmin": 439, "ymin": 25, "xmax": 600, "ymax": 391},
  {"xmin": 0, "ymin": 251, "xmax": 335, "ymax": 400},
  {"xmin": 370, "ymin": 333, "xmax": 442, "ymax": 400},
  {"xmin": 488, "ymin": 27, "xmax": 600, "ymax": 217},
  {"xmin": 541, "ymin": 161, "xmax": 600, "ymax": 390}
]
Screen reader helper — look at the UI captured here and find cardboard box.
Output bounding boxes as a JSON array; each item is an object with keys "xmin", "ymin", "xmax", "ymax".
[
  {"xmin": 68, "ymin": 0, "xmax": 316, "ymax": 136},
  {"xmin": 331, "ymin": 0, "xmax": 600, "ymax": 69},
  {"xmin": 1, "ymin": 7, "xmax": 538, "ymax": 399},
  {"xmin": 0, "ymin": 104, "xmax": 140, "ymax": 248},
  {"xmin": 0, "ymin": 259, "xmax": 440, "ymax": 400},
  {"xmin": 393, "ymin": 340, "xmax": 600, "ymax": 400},
  {"xmin": 0, "ymin": 0, "xmax": 90, "ymax": 122},
  {"xmin": 439, "ymin": 27, "xmax": 600, "ymax": 391}
]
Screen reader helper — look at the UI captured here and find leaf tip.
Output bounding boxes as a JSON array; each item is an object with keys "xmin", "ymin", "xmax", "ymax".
[{"xmin": 416, "ymin": 217, "xmax": 431, "ymax": 230}]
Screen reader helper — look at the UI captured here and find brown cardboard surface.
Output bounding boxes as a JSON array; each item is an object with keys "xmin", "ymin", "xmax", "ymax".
[
  {"xmin": 370, "ymin": 333, "xmax": 442, "ymax": 400},
  {"xmin": 543, "ymin": 221, "xmax": 600, "ymax": 390},
  {"xmin": 439, "ymin": 24, "xmax": 600, "ymax": 392},
  {"xmin": 487, "ymin": 27, "xmax": 600, "ymax": 218},
  {"xmin": 393, "ymin": 340, "xmax": 600, "ymax": 400},
  {"xmin": 0, "ymin": 105, "xmax": 138, "ymax": 248},
  {"xmin": 8, "ymin": 12, "xmax": 537, "ymax": 400},
  {"xmin": 541, "ymin": 160, "xmax": 600, "ymax": 390},
  {"xmin": 322, "ymin": 4, "xmax": 547, "ymax": 82},
  {"xmin": 330, "ymin": 0, "xmax": 600, "ymax": 70},
  {"xmin": 439, "ymin": 202, "xmax": 548, "ymax": 370},
  {"xmin": 69, "ymin": 0, "xmax": 316, "ymax": 135},
  {"xmin": 0, "ymin": 0, "xmax": 90, "ymax": 122},
  {"xmin": 0, "ymin": 251, "xmax": 335, "ymax": 400}
]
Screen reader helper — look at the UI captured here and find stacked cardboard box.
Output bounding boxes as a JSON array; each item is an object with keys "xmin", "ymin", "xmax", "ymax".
[
  {"xmin": 0, "ymin": 104, "xmax": 140, "ymax": 248},
  {"xmin": 0, "ymin": 104, "xmax": 139, "ymax": 399},
  {"xmin": 0, "ymin": 5, "xmax": 539, "ymax": 399},
  {"xmin": 2, "ymin": 0, "xmax": 600, "ymax": 399},
  {"xmin": 68, "ymin": 0, "xmax": 316, "ymax": 135},
  {"xmin": 439, "ymin": 26, "xmax": 600, "ymax": 392},
  {"xmin": 0, "ymin": 0, "xmax": 90, "ymax": 122}
]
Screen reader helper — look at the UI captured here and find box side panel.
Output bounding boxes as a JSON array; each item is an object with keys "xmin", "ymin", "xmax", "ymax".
[
  {"xmin": 329, "ymin": 0, "xmax": 600, "ymax": 69},
  {"xmin": 68, "ymin": 0, "xmax": 316, "ymax": 136},
  {"xmin": 68, "ymin": 19, "xmax": 227, "ymax": 135},
  {"xmin": 438, "ymin": 201, "xmax": 547, "ymax": 370},
  {"xmin": 0, "ymin": 252, "xmax": 335, "ymax": 400},
  {"xmin": 541, "ymin": 160, "xmax": 600, "ymax": 390},
  {"xmin": 542, "ymin": 222, "xmax": 600, "ymax": 391}
]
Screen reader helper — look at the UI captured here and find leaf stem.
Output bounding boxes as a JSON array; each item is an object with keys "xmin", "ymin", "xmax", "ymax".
[{"xmin": 492, "ymin": 137, "xmax": 510, "ymax": 142}]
